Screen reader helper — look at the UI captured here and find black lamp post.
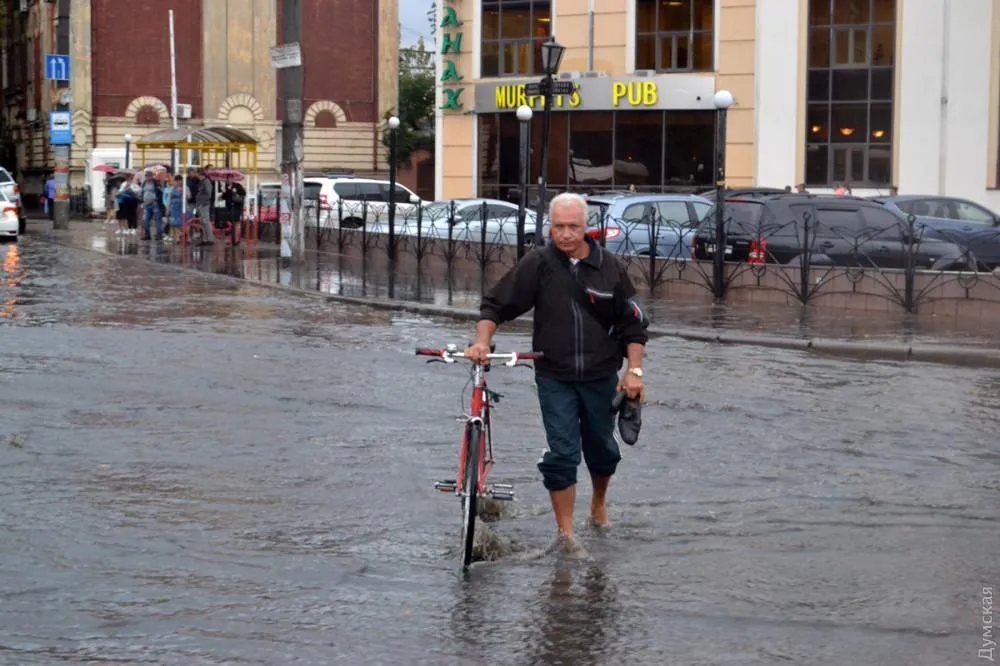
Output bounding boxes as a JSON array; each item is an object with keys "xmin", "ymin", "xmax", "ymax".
[
  {"xmin": 516, "ymin": 104, "xmax": 532, "ymax": 260},
  {"xmin": 387, "ymin": 115, "xmax": 400, "ymax": 263},
  {"xmin": 530, "ymin": 36, "xmax": 567, "ymax": 248},
  {"xmin": 712, "ymin": 90, "xmax": 734, "ymax": 302},
  {"xmin": 124, "ymin": 133, "xmax": 132, "ymax": 170}
]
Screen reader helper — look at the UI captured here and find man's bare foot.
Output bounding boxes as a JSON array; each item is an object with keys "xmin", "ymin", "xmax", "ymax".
[
  {"xmin": 588, "ymin": 516, "xmax": 610, "ymax": 533},
  {"xmin": 590, "ymin": 500, "xmax": 609, "ymax": 529}
]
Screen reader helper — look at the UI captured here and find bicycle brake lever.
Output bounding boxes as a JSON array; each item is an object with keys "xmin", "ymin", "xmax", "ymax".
[
  {"xmin": 426, "ymin": 358, "xmax": 446, "ymax": 364},
  {"xmin": 514, "ymin": 362, "xmax": 535, "ymax": 369}
]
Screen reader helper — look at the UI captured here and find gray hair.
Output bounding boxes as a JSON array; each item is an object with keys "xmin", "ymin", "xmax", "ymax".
[{"xmin": 548, "ymin": 192, "xmax": 588, "ymax": 221}]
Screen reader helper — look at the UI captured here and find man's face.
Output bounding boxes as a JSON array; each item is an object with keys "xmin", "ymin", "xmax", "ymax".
[{"xmin": 548, "ymin": 202, "xmax": 587, "ymax": 253}]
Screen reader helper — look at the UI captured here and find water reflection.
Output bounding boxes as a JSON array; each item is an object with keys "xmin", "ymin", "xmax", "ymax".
[{"xmin": 527, "ymin": 565, "xmax": 619, "ymax": 666}]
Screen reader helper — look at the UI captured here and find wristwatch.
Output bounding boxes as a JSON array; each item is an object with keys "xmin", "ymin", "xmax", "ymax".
[{"xmin": 627, "ymin": 367, "xmax": 644, "ymax": 378}]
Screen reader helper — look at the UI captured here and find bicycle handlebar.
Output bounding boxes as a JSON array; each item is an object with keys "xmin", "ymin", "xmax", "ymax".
[{"xmin": 415, "ymin": 346, "xmax": 543, "ymax": 367}]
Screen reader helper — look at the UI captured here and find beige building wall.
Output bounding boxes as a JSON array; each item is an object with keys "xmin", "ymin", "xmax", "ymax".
[{"xmin": 717, "ymin": 0, "xmax": 756, "ymax": 187}]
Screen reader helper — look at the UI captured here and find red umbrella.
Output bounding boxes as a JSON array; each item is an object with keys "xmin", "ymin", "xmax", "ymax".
[
  {"xmin": 205, "ymin": 168, "xmax": 245, "ymax": 183},
  {"xmin": 92, "ymin": 165, "xmax": 117, "ymax": 174}
]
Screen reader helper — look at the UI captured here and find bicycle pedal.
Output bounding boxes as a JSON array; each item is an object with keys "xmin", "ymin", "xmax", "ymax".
[
  {"xmin": 491, "ymin": 483, "xmax": 513, "ymax": 490},
  {"xmin": 434, "ymin": 480, "xmax": 457, "ymax": 493},
  {"xmin": 486, "ymin": 488, "xmax": 515, "ymax": 501}
]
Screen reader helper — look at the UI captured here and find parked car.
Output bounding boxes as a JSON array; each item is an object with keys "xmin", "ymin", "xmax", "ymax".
[
  {"xmin": 303, "ymin": 176, "xmax": 422, "ymax": 229},
  {"xmin": 869, "ymin": 195, "xmax": 1000, "ymax": 270},
  {"xmin": 418, "ymin": 198, "xmax": 540, "ymax": 246},
  {"xmin": 0, "ymin": 189, "xmax": 20, "ymax": 241},
  {"xmin": 0, "ymin": 166, "xmax": 25, "ymax": 234},
  {"xmin": 691, "ymin": 194, "xmax": 969, "ymax": 270},
  {"xmin": 697, "ymin": 187, "xmax": 788, "ymax": 200},
  {"xmin": 583, "ymin": 192, "xmax": 714, "ymax": 259}
]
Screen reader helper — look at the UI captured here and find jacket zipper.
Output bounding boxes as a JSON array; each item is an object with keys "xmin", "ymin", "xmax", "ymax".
[{"xmin": 572, "ymin": 300, "xmax": 584, "ymax": 379}]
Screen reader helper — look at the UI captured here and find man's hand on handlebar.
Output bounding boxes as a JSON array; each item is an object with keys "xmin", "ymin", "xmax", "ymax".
[{"xmin": 464, "ymin": 340, "xmax": 493, "ymax": 365}]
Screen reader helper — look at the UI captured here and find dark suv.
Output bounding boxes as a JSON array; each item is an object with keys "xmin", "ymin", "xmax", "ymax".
[{"xmin": 692, "ymin": 194, "xmax": 968, "ymax": 270}]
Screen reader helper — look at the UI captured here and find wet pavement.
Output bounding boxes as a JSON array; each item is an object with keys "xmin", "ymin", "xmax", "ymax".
[
  {"xmin": 28, "ymin": 219, "xmax": 1000, "ymax": 351},
  {"xmin": 2, "ymin": 232, "xmax": 999, "ymax": 665}
]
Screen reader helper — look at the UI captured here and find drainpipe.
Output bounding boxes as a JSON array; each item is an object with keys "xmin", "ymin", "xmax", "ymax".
[
  {"xmin": 587, "ymin": 0, "xmax": 595, "ymax": 71},
  {"xmin": 937, "ymin": 0, "xmax": 950, "ymax": 195}
]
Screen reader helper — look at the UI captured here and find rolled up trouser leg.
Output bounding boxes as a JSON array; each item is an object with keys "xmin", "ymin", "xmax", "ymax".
[
  {"xmin": 535, "ymin": 375, "xmax": 583, "ymax": 491},
  {"xmin": 577, "ymin": 375, "xmax": 622, "ymax": 478}
]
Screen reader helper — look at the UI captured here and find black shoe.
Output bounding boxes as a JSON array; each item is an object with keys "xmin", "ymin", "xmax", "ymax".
[{"xmin": 610, "ymin": 390, "xmax": 641, "ymax": 446}]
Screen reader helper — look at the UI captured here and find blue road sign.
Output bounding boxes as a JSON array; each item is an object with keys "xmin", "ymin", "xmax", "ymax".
[
  {"xmin": 50, "ymin": 111, "xmax": 72, "ymax": 145},
  {"xmin": 45, "ymin": 54, "xmax": 70, "ymax": 81}
]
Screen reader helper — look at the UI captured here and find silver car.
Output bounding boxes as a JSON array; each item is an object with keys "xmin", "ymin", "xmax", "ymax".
[
  {"xmin": 0, "ymin": 167, "xmax": 24, "ymax": 234},
  {"xmin": 415, "ymin": 198, "xmax": 540, "ymax": 246}
]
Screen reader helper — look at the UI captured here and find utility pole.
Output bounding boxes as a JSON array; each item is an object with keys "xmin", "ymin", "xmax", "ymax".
[
  {"xmin": 275, "ymin": 0, "xmax": 304, "ymax": 263},
  {"xmin": 51, "ymin": 0, "xmax": 72, "ymax": 230}
]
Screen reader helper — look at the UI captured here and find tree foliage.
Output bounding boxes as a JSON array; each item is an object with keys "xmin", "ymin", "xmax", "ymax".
[{"xmin": 383, "ymin": 37, "xmax": 435, "ymax": 169}]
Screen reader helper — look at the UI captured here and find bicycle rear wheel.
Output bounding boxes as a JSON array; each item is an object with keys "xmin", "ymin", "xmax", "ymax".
[{"xmin": 461, "ymin": 421, "xmax": 482, "ymax": 569}]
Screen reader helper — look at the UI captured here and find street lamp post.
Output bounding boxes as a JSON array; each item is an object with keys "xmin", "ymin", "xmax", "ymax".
[
  {"xmin": 712, "ymin": 90, "xmax": 735, "ymax": 302},
  {"xmin": 515, "ymin": 104, "xmax": 532, "ymax": 260},
  {"xmin": 529, "ymin": 36, "xmax": 568, "ymax": 249},
  {"xmin": 124, "ymin": 133, "xmax": 132, "ymax": 170},
  {"xmin": 387, "ymin": 115, "xmax": 400, "ymax": 263}
]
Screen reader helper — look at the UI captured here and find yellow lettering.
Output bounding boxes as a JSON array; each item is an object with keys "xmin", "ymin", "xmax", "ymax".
[
  {"xmin": 569, "ymin": 90, "xmax": 581, "ymax": 107},
  {"xmin": 642, "ymin": 81, "xmax": 658, "ymax": 106},
  {"xmin": 627, "ymin": 82, "xmax": 641, "ymax": 106},
  {"xmin": 612, "ymin": 82, "xmax": 626, "ymax": 106},
  {"xmin": 495, "ymin": 86, "xmax": 507, "ymax": 108},
  {"xmin": 555, "ymin": 95, "xmax": 563, "ymax": 107},
  {"xmin": 517, "ymin": 87, "xmax": 528, "ymax": 108}
]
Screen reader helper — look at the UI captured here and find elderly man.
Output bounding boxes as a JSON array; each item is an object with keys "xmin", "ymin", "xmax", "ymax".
[{"xmin": 465, "ymin": 192, "xmax": 648, "ymax": 550}]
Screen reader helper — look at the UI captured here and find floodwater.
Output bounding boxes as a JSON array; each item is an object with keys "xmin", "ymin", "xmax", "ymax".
[{"xmin": 1, "ymin": 236, "xmax": 997, "ymax": 665}]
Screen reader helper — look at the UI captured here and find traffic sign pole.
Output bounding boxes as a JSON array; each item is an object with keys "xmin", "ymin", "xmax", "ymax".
[{"xmin": 47, "ymin": 52, "xmax": 73, "ymax": 230}]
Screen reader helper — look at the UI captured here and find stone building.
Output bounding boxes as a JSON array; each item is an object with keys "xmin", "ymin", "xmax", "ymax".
[{"xmin": 1, "ymin": 0, "xmax": 399, "ymax": 208}]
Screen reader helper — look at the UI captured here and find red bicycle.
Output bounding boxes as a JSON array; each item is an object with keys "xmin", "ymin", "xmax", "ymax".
[{"xmin": 416, "ymin": 343, "xmax": 543, "ymax": 569}]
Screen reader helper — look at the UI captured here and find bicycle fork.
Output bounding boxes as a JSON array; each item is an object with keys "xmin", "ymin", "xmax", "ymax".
[{"xmin": 434, "ymin": 417, "xmax": 515, "ymax": 502}]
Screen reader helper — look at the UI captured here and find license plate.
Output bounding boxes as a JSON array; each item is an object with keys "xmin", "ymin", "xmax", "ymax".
[{"xmin": 703, "ymin": 244, "xmax": 733, "ymax": 256}]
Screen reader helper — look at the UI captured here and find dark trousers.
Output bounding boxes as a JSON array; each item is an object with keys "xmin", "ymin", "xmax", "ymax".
[{"xmin": 536, "ymin": 374, "xmax": 621, "ymax": 492}]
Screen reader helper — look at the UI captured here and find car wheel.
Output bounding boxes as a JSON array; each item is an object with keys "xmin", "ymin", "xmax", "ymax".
[{"xmin": 342, "ymin": 217, "xmax": 364, "ymax": 229}]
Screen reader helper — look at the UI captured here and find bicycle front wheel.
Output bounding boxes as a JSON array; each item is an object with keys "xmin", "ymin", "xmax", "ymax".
[{"xmin": 461, "ymin": 421, "xmax": 482, "ymax": 569}]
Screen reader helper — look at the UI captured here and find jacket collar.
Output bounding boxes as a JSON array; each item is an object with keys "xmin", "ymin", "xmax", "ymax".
[{"xmin": 550, "ymin": 235, "xmax": 603, "ymax": 269}]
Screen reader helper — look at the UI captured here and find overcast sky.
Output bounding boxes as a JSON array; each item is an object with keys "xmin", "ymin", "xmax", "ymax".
[{"xmin": 400, "ymin": 1, "xmax": 433, "ymax": 46}]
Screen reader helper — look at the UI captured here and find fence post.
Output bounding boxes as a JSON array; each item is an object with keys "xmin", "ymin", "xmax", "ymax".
[
  {"xmin": 799, "ymin": 212, "xmax": 811, "ymax": 303},
  {"xmin": 648, "ymin": 207, "xmax": 658, "ymax": 292},
  {"xmin": 315, "ymin": 197, "xmax": 322, "ymax": 251},
  {"xmin": 337, "ymin": 199, "xmax": 344, "ymax": 253},
  {"xmin": 415, "ymin": 202, "xmax": 424, "ymax": 262},
  {"xmin": 904, "ymin": 213, "xmax": 916, "ymax": 312},
  {"xmin": 447, "ymin": 199, "xmax": 456, "ymax": 271}
]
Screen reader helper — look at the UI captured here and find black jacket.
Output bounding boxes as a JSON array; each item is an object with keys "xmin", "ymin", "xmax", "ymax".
[{"xmin": 480, "ymin": 238, "xmax": 649, "ymax": 382}]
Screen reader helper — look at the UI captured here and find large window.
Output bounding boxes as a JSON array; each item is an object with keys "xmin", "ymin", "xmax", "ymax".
[
  {"xmin": 481, "ymin": 1, "xmax": 551, "ymax": 78},
  {"xmin": 477, "ymin": 110, "xmax": 715, "ymax": 200},
  {"xmin": 806, "ymin": 0, "xmax": 896, "ymax": 187},
  {"xmin": 635, "ymin": 0, "xmax": 714, "ymax": 72}
]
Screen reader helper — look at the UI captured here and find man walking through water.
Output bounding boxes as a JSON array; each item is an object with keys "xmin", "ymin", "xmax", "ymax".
[{"xmin": 465, "ymin": 192, "xmax": 648, "ymax": 552}]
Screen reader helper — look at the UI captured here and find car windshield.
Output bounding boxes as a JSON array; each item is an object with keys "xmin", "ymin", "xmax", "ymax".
[
  {"xmin": 0, "ymin": 170, "xmax": 13, "ymax": 184},
  {"xmin": 586, "ymin": 202, "xmax": 609, "ymax": 227},
  {"xmin": 302, "ymin": 182, "xmax": 322, "ymax": 201},
  {"xmin": 700, "ymin": 200, "xmax": 765, "ymax": 232}
]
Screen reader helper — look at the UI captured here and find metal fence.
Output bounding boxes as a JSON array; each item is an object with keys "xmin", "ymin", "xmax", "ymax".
[{"xmin": 271, "ymin": 197, "xmax": 1000, "ymax": 314}]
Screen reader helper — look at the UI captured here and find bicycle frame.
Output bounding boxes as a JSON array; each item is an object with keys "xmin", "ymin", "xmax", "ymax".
[{"xmin": 416, "ymin": 345, "xmax": 542, "ymax": 502}]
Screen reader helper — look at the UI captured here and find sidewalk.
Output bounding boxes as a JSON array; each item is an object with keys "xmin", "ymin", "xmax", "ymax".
[{"xmin": 23, "ymin": 218, "xmax": 1000, "ymax": 367}]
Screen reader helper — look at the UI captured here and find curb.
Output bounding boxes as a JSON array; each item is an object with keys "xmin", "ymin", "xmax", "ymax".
[{"xmin": 25, "ymin": 227, "xmax": 1000, "ymax": 368}]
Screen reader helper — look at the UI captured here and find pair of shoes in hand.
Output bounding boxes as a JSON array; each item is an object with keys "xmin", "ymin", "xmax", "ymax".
[{"xmin": 610, "ymin": 390, "xmax": 642, "ymax": 446}]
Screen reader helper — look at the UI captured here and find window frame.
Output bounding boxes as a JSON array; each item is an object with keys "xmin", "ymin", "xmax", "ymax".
[
  {"xmin": 805, "ymin": 0, "xmax": 896, "ymax": 188},
  {"xmin": 635, "ymin": 0, "xmax": 714, "ymax": 73},
  {"xmin": 480, "ymin": 1, "xmax": 551, "ymax": 78}
]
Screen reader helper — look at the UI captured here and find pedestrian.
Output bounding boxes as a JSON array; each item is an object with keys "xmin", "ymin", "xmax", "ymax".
[
  {"xmin": 193, "ymin": 169, "xmax": 215, "ymax": 245},
  {"xmin": 141, "ymin": 169, "xmax": 164, "ymax": 240},
  {"xmin": 44, "ymin": 173, "xmax": 55, "ymax": 220},
  {"xmin": 464, "ymin": 192, "xmax": 649, "ymax": 553},
  {"xmin": 116, "ymin": 175, "xmax": 140, "ymax": 236},
  {"xmin": 164, "ymin": 174, "xmax": 185, "ymax": 243}
]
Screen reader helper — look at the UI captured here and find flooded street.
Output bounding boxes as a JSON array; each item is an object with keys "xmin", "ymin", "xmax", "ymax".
[{"xmin": 1, "ymin": 236, "xmax": 997, "ymax": 665}]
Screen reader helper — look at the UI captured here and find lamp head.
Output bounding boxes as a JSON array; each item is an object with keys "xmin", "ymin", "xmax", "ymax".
[
  {"xmin": 387, "ymin": 116, "xmax": 400, "ymax": 130},
  {"xmin": 516, "ymin": 105, "xmax": 533, "ymax": 122}
]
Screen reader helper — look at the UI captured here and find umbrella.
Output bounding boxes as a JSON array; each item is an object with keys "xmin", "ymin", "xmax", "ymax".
[
  {"xmin": 205, "ymin": 168, "xmax": 245, "ymax": 183},
  {"xmin": 92, "ymin": 164, "xmax": 117, "ymax": 174}
]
